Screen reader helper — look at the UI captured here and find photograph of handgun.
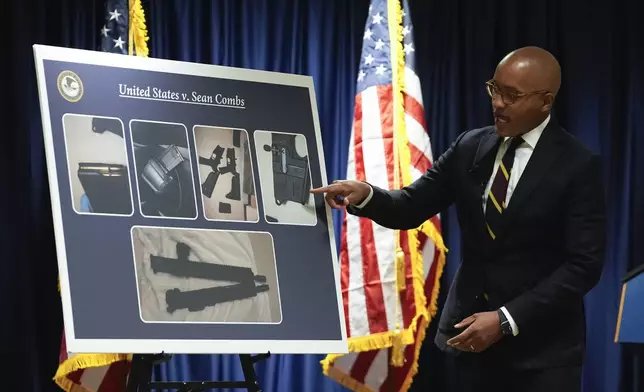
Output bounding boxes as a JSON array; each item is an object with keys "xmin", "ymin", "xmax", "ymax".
[{"xmin": 62, "ymin": 114, "xmax": 134, "ymax": 216}]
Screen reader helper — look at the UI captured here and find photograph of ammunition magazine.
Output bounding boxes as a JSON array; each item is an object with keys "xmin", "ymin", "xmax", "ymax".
[
  {"xmin": 62, "ymin": 114, "xmax": 134, "ymax": 216},
  {"xmin": 131, "ymin": 226, "xmax": 282, "ymax": 324},
  {"xmin": 193, "ymin": 126, "xmax": 259, "ymax": 222},
  {"xmin": 129, "ymin": 120, "xmax": 198, "ymax": 219},
  {"xmin": 254, "ymin": 130, "xmax": 316, "ymax": 226}
]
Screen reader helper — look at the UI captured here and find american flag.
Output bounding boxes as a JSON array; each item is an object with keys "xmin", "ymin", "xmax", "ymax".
[
  {"xmin": 54, "ymin": 1, "xmax": 144, "ymax": 391},
  {"xmin": 321, "ymin": 0, "xmax": 446, "ymax": 391}
]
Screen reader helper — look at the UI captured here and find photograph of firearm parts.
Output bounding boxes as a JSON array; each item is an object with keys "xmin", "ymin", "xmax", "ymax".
[
  {"xmin": 131, "ymin": 226, "xmax": 282, "ymax": 323},
  {"xmin": 129, "ymin": 120, "xmax": 198, "ymax": 219},
  {"xmin": 62, "ymin": 114, "xmax": 134, "ymax": 216},
  {"xmin": 254, "ymin": 130, "xmax": 317, "ymax": 226},
  {"xmin": 193, "ymin": 126, "xmax": 259, "ymax": 222}
]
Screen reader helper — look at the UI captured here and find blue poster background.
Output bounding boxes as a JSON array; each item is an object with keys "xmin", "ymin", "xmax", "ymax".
[{"xmin": 43, "ymin": 59, "xmax": 343, "ymax": 342}]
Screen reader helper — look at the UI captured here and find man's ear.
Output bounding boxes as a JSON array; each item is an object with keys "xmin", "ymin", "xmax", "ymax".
[{"xmin": 541, "ymin": 93, "xmax": 555, "ymax": 112}]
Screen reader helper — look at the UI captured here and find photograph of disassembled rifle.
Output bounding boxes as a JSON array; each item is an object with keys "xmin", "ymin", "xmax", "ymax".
[{"xmin": 194, "ymin": 127, "xmax": 257, "ymax": 222}]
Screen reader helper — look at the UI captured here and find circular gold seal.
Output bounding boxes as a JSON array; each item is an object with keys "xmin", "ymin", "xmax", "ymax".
[{"xmin": 57, "ymin": 70, "xmax": 84, "ymax": 103}]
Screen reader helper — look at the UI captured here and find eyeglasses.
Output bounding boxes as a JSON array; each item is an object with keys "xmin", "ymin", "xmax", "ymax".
[{"xmin": 485, "ymin": 80, "xmax": 550, "ymax": 105}]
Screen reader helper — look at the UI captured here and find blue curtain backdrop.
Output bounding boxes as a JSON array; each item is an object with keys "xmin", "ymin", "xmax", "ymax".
[
  {"xmin": 5, "ymin": 1, "xmax": 105, "ymax": 391},
  {"xmin": 4, "ymin": 0, "xmax": 643, "ymax": 391}
]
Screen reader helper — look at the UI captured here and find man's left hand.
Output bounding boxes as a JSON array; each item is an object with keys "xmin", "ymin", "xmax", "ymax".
[{"xmin": 446, "ymin": 311, "xmax": 503, "ymax": 353}]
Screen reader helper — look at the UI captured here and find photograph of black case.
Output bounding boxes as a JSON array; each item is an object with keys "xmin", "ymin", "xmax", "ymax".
[{"xmin": 77, "ymin": 162, "xmax": 132, "ymax": 215}]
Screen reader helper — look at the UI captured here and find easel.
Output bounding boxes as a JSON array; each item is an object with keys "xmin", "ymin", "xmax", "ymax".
[{"xmin": 126, "ymin": 352, "xmax": 271, "ymax": 392}]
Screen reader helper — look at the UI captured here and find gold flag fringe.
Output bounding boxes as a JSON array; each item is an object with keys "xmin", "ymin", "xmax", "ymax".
[
  {"xmin": 54, "ymin": 353, "xmax": 133, "ymax": 392},
  {"xmin": 128, "ymin": 0, "xmax": 149, "ymax": 57}
]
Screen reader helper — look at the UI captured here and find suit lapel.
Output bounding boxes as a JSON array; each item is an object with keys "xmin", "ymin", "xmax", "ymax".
[
  {"xmin": 470, "ymin": 130, "xmax": 501, "ymax": 175},
  {"xmin": 495, "ymin": 121, "xmax": 565, "ymax": 239}
]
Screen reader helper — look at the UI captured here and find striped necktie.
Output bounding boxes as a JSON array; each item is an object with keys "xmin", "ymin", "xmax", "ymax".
[{"xmin": 485, "ymin": 136, "xmax": 524, "ymax": 240}]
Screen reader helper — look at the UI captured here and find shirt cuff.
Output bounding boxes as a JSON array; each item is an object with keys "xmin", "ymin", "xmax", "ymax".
[
  {"xmin": 353, "ymin": 184, "xmax": 373, "ymax": 209},
  {"xmin": 500, "ymin": 306, "xmax": 519, "ymax": 336}
]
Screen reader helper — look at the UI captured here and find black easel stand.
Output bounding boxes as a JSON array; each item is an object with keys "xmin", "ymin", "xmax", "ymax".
[{"xmin": 126, "ymin": 352, "xmax": 271, "ymax": 392}]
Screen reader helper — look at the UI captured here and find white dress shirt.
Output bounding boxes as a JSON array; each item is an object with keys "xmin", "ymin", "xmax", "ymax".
[{"xmin": 354, "ymin": 115, "xmax": 551, "ymax": 336}]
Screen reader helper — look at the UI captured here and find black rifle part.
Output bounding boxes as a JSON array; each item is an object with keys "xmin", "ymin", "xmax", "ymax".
[
  {"xmin": 242, "ymin": 141, "xmax": 254, "ymax": 221},
  {"xmin": 242, "ymin": 140, "xmax": 254, "ymax": 196},
  {"xmin": 220, "ymin": 147, "xmax": 241, "ymax": 200},
  {"xmin": 219, "ymin": 202, "xmax": 232, "ymax": 214},
  {"xmin": 77, "ymin": 162, "xmax": 132, "ymax": 215},
  {"xmin": 166, "ymin": 282, "xmax": 270, "ymax": 313},
  {"xmin": 151, "ymin": 241, "xmax": 267, "ymax": 283},
  {"xmin": 201, "ymin": 171, "xmax": 220, "ymax": 198},
  {"xmin": 200, "ymin": 146, "xmax": 242, "ymax": 200},
  {"xmin": 199, "ymin": 145, "xmax": 226, "ymax": 198},
  {"xmin": 199, "ymin": 145, "xmax": 226, "ymax": 172},
  {"xmin": 219, "ymin": 147, "xmax": 237, "ymax": 175},
  {"xmin": 91, "ymin": 117, "xmax": 124, "ymax": 138},
  {"xmin": 176, "ymin": 241, "xmax": 190, "ymax": 260},
  {"xmin": 150, "ymin": 255, "xmax": 267, "ymax": 284},
  {"xmin": 232, "ymin": 129, "xmax": 241, "ymax": 148},
  {"xmin": 226, "ymin": 173, "xmax": 241, "ymax": 201},
  {"xmin": 263, "ymin": 133, "xmax": 311, "ymax": 206}
]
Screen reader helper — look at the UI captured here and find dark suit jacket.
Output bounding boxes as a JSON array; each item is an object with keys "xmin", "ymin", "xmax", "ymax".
[{"xmin": 347, "ymin": 120, "xmax": 606, "ymax": 370}]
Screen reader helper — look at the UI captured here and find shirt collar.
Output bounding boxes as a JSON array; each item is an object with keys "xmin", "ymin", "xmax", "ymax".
[{"xmin": 504, "ymin": 114, "xmax": 550, "ymax": 149}]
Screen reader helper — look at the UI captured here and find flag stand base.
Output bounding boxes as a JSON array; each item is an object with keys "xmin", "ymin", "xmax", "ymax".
[{"xmin": 126, "ymin": 352, "xmax": 271, "ymax": 392}]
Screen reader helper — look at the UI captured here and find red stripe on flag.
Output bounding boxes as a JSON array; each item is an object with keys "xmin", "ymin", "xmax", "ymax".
[
  {"xmin": 67, "ymin": 369, "xmax": 84, "ymax": 384},
  {"xmin": 404, "ymin": 91, "xmax": 434, "ymax": 174},
  {"xmin": 59, "ymin": 333, "xmax": 68, "ymax": 364},
  {"xmin": 97, "ymin": 361, "xmax": 129, "ymax": 392},
  {"xmin": 429, "ymin": 216, "xmax": 442, "ymax": 233},
  {"xmin": 404, "ymin": 92, "xmax": 426, "ymax": 130},
  {"xmin": 350, "ymin": 350, "xmax": 380, "ymax": 384},
  {"xmin": 409, "ymin": 142, "xmax": 431, "ymax": 174},
  {"xmin": 354, "ymin": 92, "xmax": 388, "ymax": 334}
]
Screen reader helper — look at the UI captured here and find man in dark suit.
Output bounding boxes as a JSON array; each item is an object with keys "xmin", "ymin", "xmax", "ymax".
[{"xmin": 311, "ymin": 46, "xmax": 606, "ymax": 391}]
